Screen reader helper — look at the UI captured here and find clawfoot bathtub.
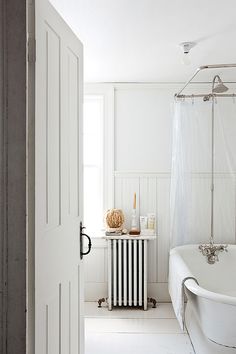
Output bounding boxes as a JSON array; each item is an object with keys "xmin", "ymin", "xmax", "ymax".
[{"xmin": 169, "ymin": 245, "xmax": 236, "ymax": 354}]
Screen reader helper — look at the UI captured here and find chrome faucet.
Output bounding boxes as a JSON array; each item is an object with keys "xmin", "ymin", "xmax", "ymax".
[{"xmin": 199, "ymin": 242, "xmax": 228, "ymax": 264}]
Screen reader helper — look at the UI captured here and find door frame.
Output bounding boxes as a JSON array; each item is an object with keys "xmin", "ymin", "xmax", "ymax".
[{"xmin": 0, "ymin": 0, "xmax": 35, "ymax": 353}]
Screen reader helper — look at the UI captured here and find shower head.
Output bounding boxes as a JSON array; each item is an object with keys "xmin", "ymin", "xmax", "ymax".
[{"xmin": 212, "ymin": 75, "xmax": 229, "ymax": 93}]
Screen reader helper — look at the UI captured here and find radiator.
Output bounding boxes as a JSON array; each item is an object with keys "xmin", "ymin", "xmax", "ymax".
[{"xmin": 107, "ymin": 238, "xmax": 148, "ymax": 310}]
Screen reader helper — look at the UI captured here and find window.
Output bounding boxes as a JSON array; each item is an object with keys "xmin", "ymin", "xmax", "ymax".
[{"xmin": 83, "ymin": 86, "xmax": 114, "ymax": 236}]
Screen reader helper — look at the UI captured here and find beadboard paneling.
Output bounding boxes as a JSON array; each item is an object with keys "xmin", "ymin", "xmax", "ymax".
[
  {"xmin": 137, "ymin": 176, "xmax": 158, "ymax": 283},
  {"xmin": 157, "ymin": 177, "xmax": 171, "ymax": 283},
  {"xmin": 115, "ymin": 173, "xmax": 171, "ymax": 284},
  {"xmin": 84, "ymin": 248, "xmax": 107, "ymax": 283},
  {"xmin": 214, "ymin": 177, "xmax": 236, "ymax": 244},
  {"xmin": 115, "ymin": 176, "xmax": 140, "ymax": 230},
  {"xmin": 85, "ymin": 173, "xmax": 172, "ymax": 302},
  {"xmin": 84, "ymin": 172, "xmax": 236, "ymax": 302}
]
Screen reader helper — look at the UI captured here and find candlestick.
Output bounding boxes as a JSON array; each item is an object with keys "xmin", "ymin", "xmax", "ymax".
[{"xmin": 133, "ymin": 192, "xmax": 136, "ymax": 209}]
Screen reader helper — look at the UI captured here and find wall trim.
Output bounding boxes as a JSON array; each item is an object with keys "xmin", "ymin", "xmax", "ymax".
[
  {"xmin": 85, "ymin": 82, "xmax": 213, "ymax": 87},
  {"xmin": 115, "ymin": 171, "xmax": 171, "ymax": 177},
  {"xmin": 114, "ymin": 171, "xmax": 236, "ymax": 178}
]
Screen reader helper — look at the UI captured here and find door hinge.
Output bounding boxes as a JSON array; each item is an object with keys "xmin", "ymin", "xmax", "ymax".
[{"xmin": 28, "ymin": 37, "xmax": 36, "ymax": 63}]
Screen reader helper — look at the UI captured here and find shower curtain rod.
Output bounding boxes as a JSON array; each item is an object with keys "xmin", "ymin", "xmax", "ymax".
[
  {"xmin": 176, "ymin": 93, "xmax": 236, "ymax": 99},
  {"xmin": 175, "ymin": 63, "xmax": 236, "ymax": 98}
]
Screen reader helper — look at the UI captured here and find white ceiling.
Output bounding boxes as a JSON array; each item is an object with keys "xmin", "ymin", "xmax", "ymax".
[{"xmin": 50, "ymin": 0, "xmax": 236, "ymax": 83}]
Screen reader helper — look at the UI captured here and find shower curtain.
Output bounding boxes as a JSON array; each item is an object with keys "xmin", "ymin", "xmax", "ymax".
[{"xmin": 170, "ymin": 98, "xmax": 236, "ymax": 248}]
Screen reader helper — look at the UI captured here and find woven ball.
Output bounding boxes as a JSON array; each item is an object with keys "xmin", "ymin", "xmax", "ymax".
[{"xmin": 105, "ymin": 209, "xmax": 125, "ymax": 231}]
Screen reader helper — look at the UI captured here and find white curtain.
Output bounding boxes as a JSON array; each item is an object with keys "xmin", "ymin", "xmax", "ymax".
[{"xmin": 170, "ymin": 98, "xmax": 236, "ymax": 248}]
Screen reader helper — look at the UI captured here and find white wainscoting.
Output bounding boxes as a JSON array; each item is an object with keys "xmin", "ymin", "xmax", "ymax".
[
  {"xmin": 84, "ymin": 237, "xmax": 108, "ymax": 301},
  {"xmin": 84, "ymin": 171, "xmax": 236, "ymax": 302},
  {"xmin": 85, "ymin": 172, "xmax": 171, "ymax": 302}
]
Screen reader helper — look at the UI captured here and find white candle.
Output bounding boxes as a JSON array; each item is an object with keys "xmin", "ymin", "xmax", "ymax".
[{"xmin": 133, "ymin": 192, "xmax": 136, "ymax": 209}]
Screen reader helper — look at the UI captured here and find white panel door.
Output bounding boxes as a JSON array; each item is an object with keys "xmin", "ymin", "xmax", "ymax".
[{"xmin": 35, "ymin": 1, "xmax": 84, "ymax": 353}]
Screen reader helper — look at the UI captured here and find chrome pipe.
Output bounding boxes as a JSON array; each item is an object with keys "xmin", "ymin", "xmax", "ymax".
[
  {"xmin": 209, "ymin": 75, "xmax": 226, "ymax": 245},
  {"xmin": 175, "ymin": 93, "xmax": 236, "ymax": 99},
  {"xmin": 198, "ymin": 74, "xmax": 230, "ymax": 263},
  {"xmin": 176, "ymin": 67, "xmax": 202, "ymax": 96},
  {"xmin": 200, "ymin": 64, "xmax": 236, "ymax": 69},
  {"xmin": 176, "ymin": 63, "xmax": 236, "ymax": 96},
  {"xmin": 210, "ymin": 95, "xmax": 215, "ymax": 245}
]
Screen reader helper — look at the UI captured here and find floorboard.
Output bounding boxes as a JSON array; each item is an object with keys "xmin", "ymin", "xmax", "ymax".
[{"xmin": 85, "ymin": 302, "xmax": 194, "ymax": 354}]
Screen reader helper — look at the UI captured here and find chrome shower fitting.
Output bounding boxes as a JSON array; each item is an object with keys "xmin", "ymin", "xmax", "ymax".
[
  {"xmin": 212, "ymin": 75, "xmax": 229, "ymax": 93},
  {"xmin": 174, "ymin": 64, "xmax": 236, "ymax": 264},
  {"xmin": 202, "ymin": 76, "xmax": 229, "ymax": 101},
  {"xmin": 199, "ymin": 243, "xmax": 228, "ymax": 264}
]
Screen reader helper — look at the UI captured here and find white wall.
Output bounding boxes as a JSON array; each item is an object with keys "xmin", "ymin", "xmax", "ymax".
[
  {"xmin": 84, "ymin": 84, "xmax": 178, "ymax": 302},
  {"xmin": 84, "ymin": 83, "xmax": 236, "ymax": 303},
  {"xmin": 115, "ymin": 86, "xmax": 174, "ymax": 172}
]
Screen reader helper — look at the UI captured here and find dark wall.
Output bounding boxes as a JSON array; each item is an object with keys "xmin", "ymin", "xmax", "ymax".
[
  {"xmin": 0, "ymin": 0, "xmax": 5, "ymax": 350},
  {"xmin": 0, "ymin": 1, "xmax": 27, "ymax": 353}
]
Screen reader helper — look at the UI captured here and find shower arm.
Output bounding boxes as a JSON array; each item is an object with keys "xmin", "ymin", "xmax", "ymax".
[{"xmin": 175, "ymin": 64, "xmax": 236, "ymax": 98}]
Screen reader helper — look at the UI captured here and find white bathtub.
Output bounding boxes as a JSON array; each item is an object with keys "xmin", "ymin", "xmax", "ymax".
[{"xmin": 169, "ymin": 244, "xmax": 236, "ymax": 354}]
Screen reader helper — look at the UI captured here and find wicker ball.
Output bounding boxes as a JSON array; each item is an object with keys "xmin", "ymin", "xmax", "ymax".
[{"xmin": 105, "ymin": 209, "xmax": 125, "ymax": 231}]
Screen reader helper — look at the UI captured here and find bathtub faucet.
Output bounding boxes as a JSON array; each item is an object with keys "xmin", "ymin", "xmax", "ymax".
[{"xmin": 199, "ymin": 243, "xmax": 228, "ymax": 264}]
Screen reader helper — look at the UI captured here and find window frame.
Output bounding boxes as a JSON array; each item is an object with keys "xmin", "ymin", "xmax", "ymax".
[{"xmin": 83, "ymin": 84, "xmax": 114, "ymax": 236}]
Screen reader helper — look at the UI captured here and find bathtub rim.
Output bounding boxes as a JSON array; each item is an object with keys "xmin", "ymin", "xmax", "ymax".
[{"xmin": 170, "ymin": 244, "xmax": 236, "ymax": 307}]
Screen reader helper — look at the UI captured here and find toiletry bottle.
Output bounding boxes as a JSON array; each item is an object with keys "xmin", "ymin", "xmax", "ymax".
[{"xmin": 147, "ymin": 213, "xmax": 156, "ymax": 230}]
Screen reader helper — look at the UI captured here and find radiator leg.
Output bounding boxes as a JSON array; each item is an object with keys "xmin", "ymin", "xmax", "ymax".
[
  {"xmin": 143, "ymin": 240, "xmax": 148, "ymax": 310},
  {"xmin": 97, "ymin": 298, "xmax": 106, "ymax": 308},
  {"xmin": 148, "ymin": 297, "xmax": 157, "ymax": 308},
  {"xmin": 108, "ymin": 240, "xmax": 112, "ymax": 311}
]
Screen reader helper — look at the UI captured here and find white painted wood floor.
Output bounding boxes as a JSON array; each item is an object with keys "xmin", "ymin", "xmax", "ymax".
[{"xmin": 85, "ymin": 302, "xmax": 194, "ymax": 354}]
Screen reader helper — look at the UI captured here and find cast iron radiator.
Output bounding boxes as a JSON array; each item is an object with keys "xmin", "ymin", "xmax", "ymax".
[{"xmin": 107, "ymin": 238, "xmax": 148, "ymax": 310}]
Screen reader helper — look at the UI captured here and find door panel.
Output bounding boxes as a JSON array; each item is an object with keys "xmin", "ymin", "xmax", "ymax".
[
  {"xmin": 67, "ymin": 49, "xmax": 80, "ymax": 217},
  {"xmin": 46, "ymin": 24, "xmax": 61, "ymax": 228},
  {"xmin": 35, "ymin": 1, "xmax": 84, "ymax": 353}
]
